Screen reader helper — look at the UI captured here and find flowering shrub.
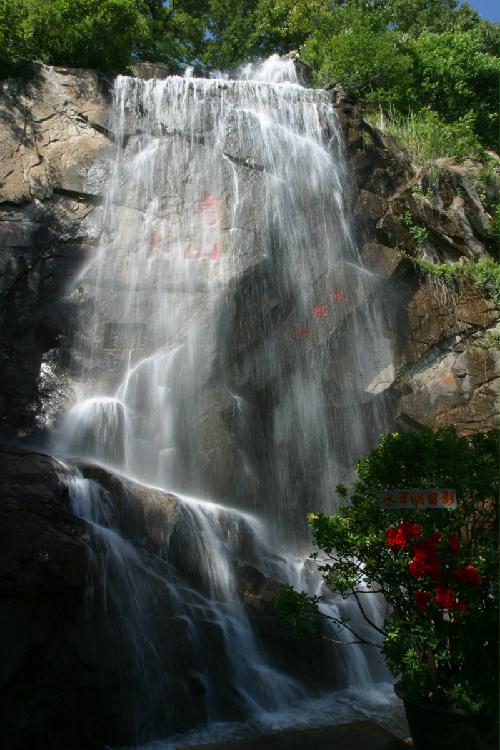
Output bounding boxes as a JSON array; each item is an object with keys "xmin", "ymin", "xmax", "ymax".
[{"xmin": 275, "ymin": 427, "xmax": 498, "ymax": 718}]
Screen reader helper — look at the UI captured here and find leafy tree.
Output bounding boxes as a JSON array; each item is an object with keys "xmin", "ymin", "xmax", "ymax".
[
  {"xmin": 135, "ymin": 0, "xmax": 206, "ymax": 69},
  {"xmin": 384, "ymin": 0, "xmax": 480, "ymax": 34},
  {"xmin": 0, "ymin": 0, "xmax": 147, "ymax": 71},
  {"xmin": 411, "ymin": 30, "xmax": 499, "ymax": 148},
  {"xmin": 275, "ymin": 427, "xmax": 499, "ymax": 717},
  {"xmin": 302, "ymin": 9, "xmax": 415, "ymax": 108},
  {"xmin": 202, "ymin": 0, "xmax": 261, "ymax": 71},
  {"xmin": 300, "ymin": 0, "xmax": 499, "ymax": 151},
  {"xmin": 252, "ymin": 0, "xmax": 334, "ymax": 55}
]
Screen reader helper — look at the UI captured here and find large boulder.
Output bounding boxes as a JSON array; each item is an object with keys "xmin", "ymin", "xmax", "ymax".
[{"xmin": 0, "ymin": 443, "xmax": 201, "ymax": 750}]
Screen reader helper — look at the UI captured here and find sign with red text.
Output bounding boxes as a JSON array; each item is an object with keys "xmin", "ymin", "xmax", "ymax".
[
  {"xmin": 198, "ymin": 192, "xmax": 223, "ymax": 228},
  {"xmin": 379, "ymin": 488, "xmax": 457, "ymax": 509}
]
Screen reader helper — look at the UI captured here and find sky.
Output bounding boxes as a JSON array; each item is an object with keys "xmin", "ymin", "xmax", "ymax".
[{"xmin": 464, "ymin": 0, "xmax": 499, "ymax": 22}]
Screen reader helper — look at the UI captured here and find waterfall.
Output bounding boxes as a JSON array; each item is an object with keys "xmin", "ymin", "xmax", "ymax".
[{"xmin": 54, "ymin": 56, "xmax": 402, "ymax": 747}]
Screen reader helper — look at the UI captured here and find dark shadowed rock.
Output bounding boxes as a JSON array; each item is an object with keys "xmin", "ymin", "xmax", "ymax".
[{"xmin": 182, "ymin": 720, "xmax": 408, "ymax": 750}]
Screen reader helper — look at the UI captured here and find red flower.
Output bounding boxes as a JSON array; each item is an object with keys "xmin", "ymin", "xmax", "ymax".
[
  {"xmin": 414, "ymin": 590, "xmax": 431, "ymax": 612},
  {"xmin": 453, "ymin": 565, "xmax": 483, "ymax": 586},
  {"xmin": 386, "ymin": 527, "xmax": 407, "ymax": 549},
  {"xmin": 408, "ymin": 533, "xmax": 442, "ymax": 582},
  {"xmin": 409, "ymin": 552, "xmax": 427, "ymax": 578},
  {"xmin": 435, "ymin": 586, "xmax": 458, "ymax": 610},
  {"xmin": 458, "ymin": 600, "xmax": 468, "ymax": 612},
  {"xmin": 401, "ymin": 521, "xmax": 422, "ymax": 540},
  {"xmin": 410, "ymin": 534, "xmax": 439, "ymax": 557},
  {"xmin": 448, "ymin": 532, "xmax": 460, "ymax": 553},
  {"xmin": 386, "ymin": 522, "xmax": 422, "ymax": 549}
]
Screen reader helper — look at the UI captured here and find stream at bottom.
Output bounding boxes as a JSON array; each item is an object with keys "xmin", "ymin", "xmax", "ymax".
[
  {"xmin": 58, "ymin": 460, "xmax": 407, "ymax": 748},
  {"xmin": 124, "ymin": 684, "xmax": 407, "ymax": 749}
]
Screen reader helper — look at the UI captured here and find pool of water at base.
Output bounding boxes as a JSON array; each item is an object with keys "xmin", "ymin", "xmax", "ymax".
[{"xmin": 115, "ymin": 682, "xmax": 409, "ymax": 749}]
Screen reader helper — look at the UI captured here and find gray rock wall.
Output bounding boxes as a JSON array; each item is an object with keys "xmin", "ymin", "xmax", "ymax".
[
  {"xmin": 334, "ymin": 92, "xmax": 499, "ymax": 436},
  {"xmin": 1, "ymin": 65, "xmax": 496, "ymax": 449},
  {"xmin": 0, "ymin": 63, "xmax": 110, "ymax": 439}
]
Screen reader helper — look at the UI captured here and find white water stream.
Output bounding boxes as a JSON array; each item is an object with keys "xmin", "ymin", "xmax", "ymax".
[{"xmin": 54, "ymin": 55, "xmax": 404, "ymax": 747}]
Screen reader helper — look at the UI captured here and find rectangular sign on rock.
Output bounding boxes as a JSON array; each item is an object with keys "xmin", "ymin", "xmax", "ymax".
[{"xmin": 379, "ymin": 488, "xmax": 457, "ymax": 509}]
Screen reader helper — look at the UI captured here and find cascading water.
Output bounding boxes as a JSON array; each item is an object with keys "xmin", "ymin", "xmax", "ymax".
[{"xmin": 54, "ymin": 54, "xmax": 404, "ymax": 747}]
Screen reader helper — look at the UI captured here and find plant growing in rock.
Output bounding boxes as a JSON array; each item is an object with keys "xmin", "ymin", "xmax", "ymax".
[
  {"xmin": 275, "ymin": 427, "xmax": 499, "ymax": 720},
  {"xmin": 403, "ymin": 210, "xmax": 429, "ymax": 244}
]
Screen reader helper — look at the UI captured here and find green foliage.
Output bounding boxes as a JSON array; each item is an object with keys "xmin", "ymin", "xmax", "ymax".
[
  {"xmin": 0, "ymin": 0, "xmax": 147, "ymax": 71},
  {"xmin": 474, "ymin": 157, "xmax": 499, "ymax": 255},
  {"xmin": 272, "ymin": 585, "xmax": 322, "ymax": 637},
  {"xmin": 0, "ymin": 0, "xmax": 497, "ymax": 155},
  {"xmin": 301, "ymin": 1, "xmax": 498, "ymax": 152},
  {"xmin": 407, "ymin": 256, "xmax": 499, "ymax": 302},
  {"xmin": 202, "ymin": 0, "xmax": 261, "ymax": 70},
  {"xmin": 484, "ymin": 210, "xmax": 499, "ymax": 248},
  {"xmin": 302, "ymin": 6, "xmax": 414, "ymax": 108},
  {"xmin": 134, "ymin": 0, "xmax": 206, "ymax": 69},
  {"xmin": 367, "ymin": 108, "xmax": 484, "ymax": 163},
  {"xmin": 252, "ymin": 0, "xmax": 331, "ymax": 56},
  {"xmin": 403, "ymin": 210, "xmax": 429, "ymax": 243},
  {"xmin": 410, "ymin": 30, "xmax": 498, "ymax": 148},
  {"xmin": 277, "ymin": 428, "xmax": 499, "ymax": 717},
  {"xmin": 474, "ymin": 329, "xmax": 499, "ymax": 351}
]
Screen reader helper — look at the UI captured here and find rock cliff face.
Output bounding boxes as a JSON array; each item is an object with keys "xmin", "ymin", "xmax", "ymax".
[
  {"xmin": 333, "ymin": 90, "xmax": 498, "ymax": 436},
  {"xmin": 0, "ymin": 63, "xmax": 497, "ymax": 448},
  {"xmin": 0, "ymin": 62, "xmax": 497, "ymax": 749},
  {"xmin": 0, "ymin": 63, "xmax": 109, "ymax": 439},
  {"xmin": 0, "ymin": 442, "xmax": 201, "ymax": 750}
]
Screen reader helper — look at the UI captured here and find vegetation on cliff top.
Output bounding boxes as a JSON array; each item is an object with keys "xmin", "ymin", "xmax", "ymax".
[{"xmin": 0, "ymin": 0, "xmax": 498, "ymax": 154}]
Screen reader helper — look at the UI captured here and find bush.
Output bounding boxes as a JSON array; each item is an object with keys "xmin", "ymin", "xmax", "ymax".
[
  {"xmin": 300, "ymin": 4, "xmax": 498, "ymax": 152},
  {"xmin": 275, "ymin": 428, "xmax": 499, "ymax": 717},
  {"xmin": 407, "ymin": 256, "xmax": 499, "ymax": 302},
  {"xmin": 411, "ymin": 30, "xmax": 498, "ymax": 149},
  {"xmin": 302, "ymin": 7, "xmax": 415, "ymax": 110},
  {"xmin": 367, "ymin": 108, "xmax": 484, "ymax": 163}
]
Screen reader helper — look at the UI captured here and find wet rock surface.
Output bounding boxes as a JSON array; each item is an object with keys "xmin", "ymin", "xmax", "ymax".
[
  {"xmin": 0, "ymin": 444, "xmax": 200, "ymax": 749},
  {"xmin": 1, "ymin": 64, "xmax": 497, "ymax": 451},
  {"xmin": 0, "ymin": 62, "xmax": 109, "ymax": 439},
  {"xmin": 0, "ymin": 64, "xmax": 497, "ymax": 750},
  {"xmin": 0, "ymin": 443, "xmax": 337, "ymax": 749},
  {"xmin": 332, "ymin": 87, "xmax": 498, "ymax": 435}
]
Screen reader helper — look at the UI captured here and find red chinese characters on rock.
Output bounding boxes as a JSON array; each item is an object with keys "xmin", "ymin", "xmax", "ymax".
[
  {"xmin": 184, "ymin": 242, "xmax": 220, "ymax": 261},
  {"xmin": 331, "ymin": 289, "xmax": 348, "ymax": 302},
  {"xmin": 150, "ymin": 230, "xmax": 160, "ymax": 256},
  {"xmin": 292, "ymin": 324, "xmax": 310, "ymax": 339},
  {"xmin": 312, "ymin": 304, "xmax": 329, "ymax": 320},
  {"xmin": 198, "ymin": 192, "xmax": 223, "ymax": 228}
]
